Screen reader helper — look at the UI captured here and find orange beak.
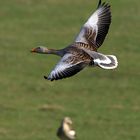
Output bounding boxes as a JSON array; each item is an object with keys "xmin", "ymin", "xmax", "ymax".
[{"xmin": 31, "ymin": 48, "xmax": 36, "ymax": 53}]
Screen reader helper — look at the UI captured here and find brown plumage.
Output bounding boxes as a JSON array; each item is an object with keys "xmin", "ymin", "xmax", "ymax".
[{"xmin": 31, "ymin": 0, "xmax": 118, "ymax": 81}]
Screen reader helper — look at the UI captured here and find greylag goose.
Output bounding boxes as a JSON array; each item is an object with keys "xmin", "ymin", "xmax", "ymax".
[
  {"xmin": 31, "ymin": 0, "xmax": 118, "ymax": 81},
  {"xmin": 57, "ymin": 117, "xmax": 76, "ymax": 140}
]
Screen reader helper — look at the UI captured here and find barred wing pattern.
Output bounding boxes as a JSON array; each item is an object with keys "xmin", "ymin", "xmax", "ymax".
[
  {"xmin": 75, "ymin": 1, "xmax": 111, "ymax": 49},
  {"xmin": 46, "ymin": 54, "xmax": 87, "ymax": 81}
]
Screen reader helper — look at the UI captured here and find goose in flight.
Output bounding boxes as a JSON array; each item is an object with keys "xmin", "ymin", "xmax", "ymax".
[
  {"xmin": 31, "ymin": 0, "xmax": 118, "ymax": 81},
  {"xmin": 57, "ymin": 117, "xmax": 76, "ymax": 140}
]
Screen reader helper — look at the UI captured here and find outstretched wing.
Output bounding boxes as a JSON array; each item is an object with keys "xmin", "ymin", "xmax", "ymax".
[
  {"xmin": 75, "ymin": 0, "xmax": 111, "ymax": 49},
  {"xmin": 45, "ymin": 53, "xmax": 88, "ymax": 81}
]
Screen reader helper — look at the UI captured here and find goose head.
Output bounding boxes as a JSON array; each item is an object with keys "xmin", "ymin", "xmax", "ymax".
[
  {"xmin": 63, "ymin": 117, "xmax": 73, "ymax": 125},
  {"xmin": 31, "ymin": 46, "xmax": 49, "ymax": 54}
]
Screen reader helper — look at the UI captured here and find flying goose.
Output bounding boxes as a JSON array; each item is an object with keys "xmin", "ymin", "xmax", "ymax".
[
  {"xmin": 31, "ymin": 0, "xmax": 118, "ymax": 81},
  {"xmin": 57, "ymin": 117, "xmax": 76, "ymax": 140}
]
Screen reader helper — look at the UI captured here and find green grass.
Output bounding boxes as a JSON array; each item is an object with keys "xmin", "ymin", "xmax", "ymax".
[{"xmin": 0, "ymin": 0, "xmax": 140, "ymax": 140}]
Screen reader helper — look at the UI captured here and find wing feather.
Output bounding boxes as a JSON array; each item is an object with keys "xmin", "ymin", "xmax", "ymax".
[
  {"xmin": 75, "ymin": 0, "xmax": 111, "ymax": 49},
  {"xmin": 46, "ymin": 54, "xmax": 87, "ymax": 81}
]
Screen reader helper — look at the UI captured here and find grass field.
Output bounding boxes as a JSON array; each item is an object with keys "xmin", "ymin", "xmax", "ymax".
[{"xmin": 0, "ymin": 0, "xmax": 140, "ymax": 140}]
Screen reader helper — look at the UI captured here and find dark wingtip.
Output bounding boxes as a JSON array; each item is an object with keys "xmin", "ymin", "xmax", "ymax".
[
  {"xmin": 44, "ymin": 76, "xmax": 54, "ymax": 81},
  {"xmin": 97, "ymin": 0, "xmax": 102, "ymax": 8},
  {"xmin": 44, "ymin": 76, "xmax": 48, "ymax": 79}
]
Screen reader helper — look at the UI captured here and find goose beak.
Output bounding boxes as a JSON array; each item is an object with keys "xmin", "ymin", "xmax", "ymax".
[{"xmin": 31, "ymin": 48, "xmax": 36, "ymax": 53}]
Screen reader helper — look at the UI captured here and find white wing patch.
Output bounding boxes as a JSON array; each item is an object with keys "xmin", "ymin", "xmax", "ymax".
[
  {"xmin": 75, "ymin": 7, "xmax": 101, "ymax": 43},
  {"xmin": 85, "ymin": 9, "xmax": 99, "ymax": 27},
  {"xmin": 75, "ymin": 2, "xmax": 111, "ymax": 48}
]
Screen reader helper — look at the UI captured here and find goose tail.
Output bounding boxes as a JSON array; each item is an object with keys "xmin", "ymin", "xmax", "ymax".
[{"xmin": 93, "ymin": 53, "xmax": 118, "ymax": 69}]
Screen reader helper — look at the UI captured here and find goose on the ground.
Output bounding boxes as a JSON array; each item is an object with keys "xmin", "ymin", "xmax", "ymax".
[{"xmin": 57, "ymin": 117, "xmax": 76, "ymax": 140}]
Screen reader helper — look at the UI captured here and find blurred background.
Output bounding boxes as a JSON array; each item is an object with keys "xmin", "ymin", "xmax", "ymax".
[{"xmin": 0, "ymin": 0, "xmax": 140, "ymax": 140}]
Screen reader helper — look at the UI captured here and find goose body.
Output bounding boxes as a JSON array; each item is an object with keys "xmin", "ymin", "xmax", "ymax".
[
  {"xmin": 57, "ymin": 117, "xmax": 76, "ymax": 140},
  {"xmin": 31, "ymin": 0, "xmax": 118, "ymax": 81}
]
